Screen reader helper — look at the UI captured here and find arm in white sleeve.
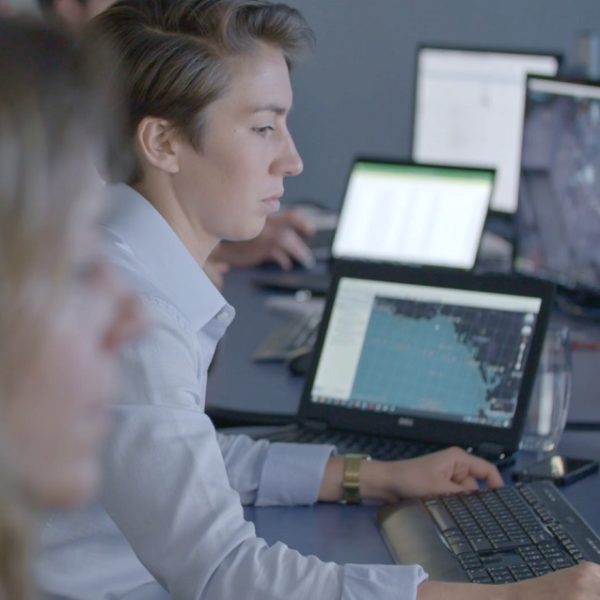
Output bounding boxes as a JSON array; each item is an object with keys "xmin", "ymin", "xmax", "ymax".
[
  {"xmin": 216, "ymin": 431, "xmax": 335, "ymax": 506},
  {"xmin": 102, "ymin": 404, "xmax": 427, "ymax": 600},
  {"xmin": 140, "ymin": 294, "xmax": 335, "ymax": 507},
  {"xmin": 101, "ymin": 295, "xmax": 427, "ymax": 599}
]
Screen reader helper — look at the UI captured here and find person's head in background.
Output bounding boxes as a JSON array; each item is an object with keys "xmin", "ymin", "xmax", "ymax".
[
  {"xmin": 87, "ymin": 0, "xmax": 309, "ymax": 265},
  {"xmin": 0, "ymin": 17, "xmax": 142, "ymax": 599},
  {"xmin": 37, "ymin": 0, "xmax": 115, "ymax": 34},
  {"xmin": 0, "ymin": 0, "xmax": 13, "ymax": 16}
]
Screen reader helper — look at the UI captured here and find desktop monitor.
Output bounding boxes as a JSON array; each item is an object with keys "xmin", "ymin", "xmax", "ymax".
[
  {"xmin": 412, "ymin": 46, "xmax": 560, "ymax": 214},
  {"xmin": 515, "ymin": 76, "xmax": 600, "ymax": 294},
  {"xmin": 331, "ymin": 159, "xmax": 495, "ymax": 270}
]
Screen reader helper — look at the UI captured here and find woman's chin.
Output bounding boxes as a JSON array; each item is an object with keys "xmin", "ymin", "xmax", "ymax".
[{"xmin": 228, "ymin": 219, "xmax": 266, "ymax": 242}]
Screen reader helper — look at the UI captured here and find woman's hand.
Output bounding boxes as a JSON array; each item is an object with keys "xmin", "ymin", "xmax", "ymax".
[
  {"xmin": 210, "ymin": 209, "xmax": 315, "ymax": 270},
  {"xmin": 361, "ymin": 447, "xmax": 503, "ymax": 503},
  {"xmin": 319, "ymin": 447, "xmax": 503, "ymax": 503}
]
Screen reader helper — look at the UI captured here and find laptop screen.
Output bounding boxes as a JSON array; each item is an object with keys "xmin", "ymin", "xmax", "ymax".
[
  {"xmin": 412, "ymin": 47, "xmax": 560, "ymax": 214},
  {"xmin": 331, "ymin": 161, "xmax": 494, "ymax": 269},
  {"xmin": 516, "ymin": 77, "xmax": 600, "ymax": 293},
  {"xmin": 309, "ymin": 276, "xmax": 542, "ymax": 430}
]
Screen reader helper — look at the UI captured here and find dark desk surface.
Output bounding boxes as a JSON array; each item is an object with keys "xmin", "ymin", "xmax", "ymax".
[
  {"xmin": 209, "ymin": 267, "xmax": 600, "ymax": 566},
  {"xmin": 206, "ymin": 267, "xmax": 305, "ymax": 416},
  {"xmin": 207, "ymin": 267, "xmax": 600, "ymax": 423},
  {"xmin": 240, "ymin": 429, "xmax": 600, "ymax": 566}
]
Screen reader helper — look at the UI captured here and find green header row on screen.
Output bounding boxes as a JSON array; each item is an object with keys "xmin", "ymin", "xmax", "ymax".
[{"xmin": 354, "ymin": 161, "xmax": 494, "ymax": 183}]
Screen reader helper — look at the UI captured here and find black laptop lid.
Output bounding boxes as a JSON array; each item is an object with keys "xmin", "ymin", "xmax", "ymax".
[{"xmin": 299, "ymin": 261, "xmax": 554, "ymax": 456}]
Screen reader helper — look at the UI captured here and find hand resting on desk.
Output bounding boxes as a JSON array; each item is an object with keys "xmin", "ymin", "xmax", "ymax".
[
  {"xmin": 210, "ymin": 208, "xmax": 316, "ymax": 270},
  {"xmin": 318, "ymin": 446, "xmax": 503, "ymax": 504}
]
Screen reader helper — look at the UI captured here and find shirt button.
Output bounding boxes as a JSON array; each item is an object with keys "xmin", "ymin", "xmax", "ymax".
[{"xmin": 217, "ymin": 308, "xmax": 232, "ymax": 323}]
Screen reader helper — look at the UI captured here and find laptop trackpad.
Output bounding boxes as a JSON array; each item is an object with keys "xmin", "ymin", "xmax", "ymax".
[{"xmin": 378, "ymin": 501, "xmax": 468, "ymax": 582}]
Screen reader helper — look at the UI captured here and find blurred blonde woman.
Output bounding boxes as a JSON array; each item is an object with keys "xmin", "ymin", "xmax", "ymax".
[{"xmin": 0, "ymin": 18, "xmax": 143, "ymax": 600}]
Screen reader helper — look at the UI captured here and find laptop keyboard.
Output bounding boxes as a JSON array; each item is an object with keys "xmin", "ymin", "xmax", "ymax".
[
  {"xmin": 425, "ymin": 482, "xmax": 588, "ymax": 584},
  {"xmin": 291, "ymin": 429, "xmax": 443, "ymax": 461}
]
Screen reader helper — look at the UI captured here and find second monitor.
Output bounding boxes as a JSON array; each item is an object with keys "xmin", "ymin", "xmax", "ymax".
[
  {"xmin": 412, "ymin": 46, "xmax": 560, "ymax": 214},
  {"xmin": 331, "ymin": 159, "xmax": 494, "ymax": 270}
]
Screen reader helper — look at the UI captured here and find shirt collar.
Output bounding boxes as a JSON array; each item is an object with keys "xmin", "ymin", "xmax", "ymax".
[{"xmin": 104, "ymin": 183, "xmax": 233, "ymax": 332}]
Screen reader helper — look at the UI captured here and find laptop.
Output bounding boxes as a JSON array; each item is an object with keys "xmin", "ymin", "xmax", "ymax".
[
  {"xmin": 412, "ymin": 46, "xmax": 561, "ymax": 215},
  {"xmin": 255, "ymin": 260, "xmax": 554, "ymax": 464},
  {"xmin": 252, "ymin": 159, "xmax": 495, "ymax": 361},
  {"xmin": 515, "ymin": 75, "xmax": 600, "ymax": 299},
  {"xmin": 253, "ymin": 158, "xmax": 496, "ymax": 296}
]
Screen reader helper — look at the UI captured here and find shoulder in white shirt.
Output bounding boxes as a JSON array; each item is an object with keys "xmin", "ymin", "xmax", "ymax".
[{"xmin": 35, "ymin": 184, "xmax": 426, "ymax": 600}]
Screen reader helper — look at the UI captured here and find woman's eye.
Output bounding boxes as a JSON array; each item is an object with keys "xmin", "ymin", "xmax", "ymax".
[{"xmin": 254, "ymin": 125, "xmax": 274, "ymax": 137}]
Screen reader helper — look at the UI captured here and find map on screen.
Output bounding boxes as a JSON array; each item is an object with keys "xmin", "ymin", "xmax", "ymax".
[
  {"xmin": 311, "ymin": 278, "xmax": 541, "ymax": 429},
  {"xmin": 350, "ymin": 297, "xmax": 532, "ymax": 427}
]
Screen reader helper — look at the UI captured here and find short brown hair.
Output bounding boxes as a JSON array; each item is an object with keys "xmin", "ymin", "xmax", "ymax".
[{"xmin": 86, "ymin": 0, "xmax": 314, "ymax": 183}]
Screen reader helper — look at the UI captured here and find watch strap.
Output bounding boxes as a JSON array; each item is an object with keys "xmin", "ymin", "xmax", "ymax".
[{"xmin": 341, "ymin": 454, "xmax": 371, "ymax": 504}]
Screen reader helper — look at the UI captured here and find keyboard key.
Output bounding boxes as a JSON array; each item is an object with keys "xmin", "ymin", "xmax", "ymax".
[
  {"xmin": 451, "ymin": 541, "xmax": 474, "ymax": 555},
  {"xmin": 549, "ymin": 556, "xmax": 575, "ymax": 570},
  {"xmin": 468, "ymin": 537, "xmax": 493, "ymax": 552},
  {"xmin": 509, "ymin": 565, "xmax": 535, "ymax": 581},
  {"xmin": 466, "ymin": 568, "xmax": 490, "ymax": 582},
  {"xmin": 459, "ymin": 553, "xmax": 483, "ymax": 569},
  {"xmin": 489, "ymin": 568, "xmax": 515, "ymax": 584}
]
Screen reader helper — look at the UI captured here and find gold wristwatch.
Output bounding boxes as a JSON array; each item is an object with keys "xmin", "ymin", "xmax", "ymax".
[{"xmin": 341, "ymin": 454, "xmax": 371, "ymax": 504}]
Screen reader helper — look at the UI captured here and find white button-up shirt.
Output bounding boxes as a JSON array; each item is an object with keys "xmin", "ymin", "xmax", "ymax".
[{"xmin": 36, "ymin": 184, "xmax": 427, "ymax": 599}]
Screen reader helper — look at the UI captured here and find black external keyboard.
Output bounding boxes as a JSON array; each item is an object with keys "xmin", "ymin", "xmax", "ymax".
[
  {"xmin": 292, "ymin": 429, "xmax": 443, "ymax": 460},
  {"xmin": 425, "ymin": 482, "xmax": 595, "ymax": 584}
]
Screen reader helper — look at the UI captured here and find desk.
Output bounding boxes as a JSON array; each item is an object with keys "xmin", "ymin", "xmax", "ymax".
[
  {"xmin": 209, "ymin": 267, "xmax": 600, "ymax": 566},
  {"xmin": 206, "ymin": 267, "xmax": 304, "ymax": 416}
]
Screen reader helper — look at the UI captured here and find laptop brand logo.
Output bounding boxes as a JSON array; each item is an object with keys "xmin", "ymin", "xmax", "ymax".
[{"xmin": 397, "ymin": 417, "xmax": 415, "ymax": 427}]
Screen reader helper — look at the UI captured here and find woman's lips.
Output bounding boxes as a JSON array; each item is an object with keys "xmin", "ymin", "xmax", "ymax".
[{"xmin": 262, "ymin": 195, "xmax": 282, "ymax": 212}]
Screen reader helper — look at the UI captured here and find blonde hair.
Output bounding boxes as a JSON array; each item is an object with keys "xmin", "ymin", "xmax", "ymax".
[
  {"xmin": 0, "ymin": 17, "xmax": 110, "ymax": 599},
  {"xmin": 0, "ymin": 17, "xmax": 116, "ymax": 393},
  {"xmin": 0, "ymin": 444, "xmax": 33, "ymax": 600}
]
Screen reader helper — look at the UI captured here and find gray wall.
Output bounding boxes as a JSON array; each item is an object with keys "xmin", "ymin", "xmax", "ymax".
[{"xmin": 283, "ymin": 0, "xmax": 600, "ymax": 210}]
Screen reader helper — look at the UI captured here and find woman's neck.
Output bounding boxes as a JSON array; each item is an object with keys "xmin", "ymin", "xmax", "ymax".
[{"xmin": 132, "ymin": 177, "xmax": 218, "ymax": 266}]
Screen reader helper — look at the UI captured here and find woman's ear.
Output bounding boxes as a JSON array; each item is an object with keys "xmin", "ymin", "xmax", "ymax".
[{"xmin": 135, "ymin": 117, "xmax": 180, "ymax": 175}]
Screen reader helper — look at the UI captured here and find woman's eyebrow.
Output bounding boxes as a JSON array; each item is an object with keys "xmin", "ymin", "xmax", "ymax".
[{"xmin": 250, "ymin": 104, "xmax": 288, "ymax": 116}]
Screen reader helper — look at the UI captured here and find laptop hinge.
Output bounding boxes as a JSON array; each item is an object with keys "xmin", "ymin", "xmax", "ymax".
[
  {"xmin": 302, "ymin": 419, "xmax": 328, "ymax": 431},
  {"xmin": 475, "ymin": 442, "xmax": 507, "ymax": 460}
]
